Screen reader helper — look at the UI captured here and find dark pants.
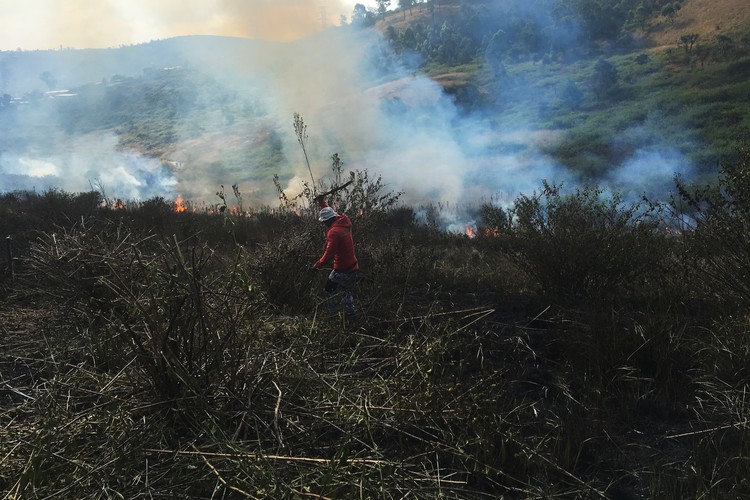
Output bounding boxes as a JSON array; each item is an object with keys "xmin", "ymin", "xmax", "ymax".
[{"xmin": 324, "ymin": 269, "xmax": 357, "ymax": 316}]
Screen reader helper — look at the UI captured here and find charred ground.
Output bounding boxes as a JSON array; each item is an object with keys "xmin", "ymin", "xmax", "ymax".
[{"xmin": 1, "ymin": 142, "xmax": 749, "ymax": 497}]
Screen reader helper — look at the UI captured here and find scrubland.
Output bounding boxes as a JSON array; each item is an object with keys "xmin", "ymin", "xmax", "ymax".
[{"xmin": 1, "ymin": 144, "xmax": 749, "ymax": 498}]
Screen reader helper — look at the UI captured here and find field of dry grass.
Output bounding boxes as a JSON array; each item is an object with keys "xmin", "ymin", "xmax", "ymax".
[
  {"xmin": 2, "ymin": 146, "xmax": 749, "ymax": 497},
  {"xmin": 646, "ymin": 0, "xmax": 750, "ymax": 48}
]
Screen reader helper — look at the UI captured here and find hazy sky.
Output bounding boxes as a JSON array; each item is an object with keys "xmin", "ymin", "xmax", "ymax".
[{"xmin": 0, "ymin": 0, "xmax": 375, "ymax": 51}]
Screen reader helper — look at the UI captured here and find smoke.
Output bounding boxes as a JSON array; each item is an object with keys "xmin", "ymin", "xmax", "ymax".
[
  {"xmin": 604, "ymin": 119, "xmax": 700, "ymax": 203},
  {"xmin": 0, "ymin": 0, "xmax": 357, "ymax": 51},
  {"xmin": 0, "ymin": 134, "xmax": 177, "ymax": 200},
  {"xmin": 607, "ymin": 148, "xmax": 693, "ymax": 203},
  {"xmin": 0, "ymin": 2, "xmax": 699, "ymax": 226}
]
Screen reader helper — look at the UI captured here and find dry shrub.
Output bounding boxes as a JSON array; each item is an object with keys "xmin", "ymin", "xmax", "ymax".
[
  {"xmin": 19, "ymin": 219, "xmax": 268, "ymax": 408},
  {"xmin": 246, "ymin": 218, "xmax": 323, "ymax": 312},
  {"xmin": 5, "ymin": 145, "xmax": 750, "ymax": 498},
  {"xmin": 676, "ymin": 139, "xmax": 750, "ymax": 310},
  {"xmin": 509, "ymin": 181, "xmax": 668, "ymax": 302}
]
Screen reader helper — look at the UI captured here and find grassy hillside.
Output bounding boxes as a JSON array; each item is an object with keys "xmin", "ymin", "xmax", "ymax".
[
  {"xmin": 378, "ymin": 0, "xmax": 750, "ymax": 178},
  {"xmin": 1, "ymin": 1, "xmax": 748, "ymax": 202},
  {"xmin": 646, "ymin": 0, "xmax": 750, "ymax": 48}
]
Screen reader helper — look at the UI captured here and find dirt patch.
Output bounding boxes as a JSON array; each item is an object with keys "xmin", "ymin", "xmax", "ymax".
[{"xmin": 430, "ymin": 72, "xmax": 472, "ymax": 89}]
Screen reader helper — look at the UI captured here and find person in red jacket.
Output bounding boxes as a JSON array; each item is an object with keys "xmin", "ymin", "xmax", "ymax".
[{"xmin": 313, "ymin": 197, "xmax": 359, "ymax": 317}]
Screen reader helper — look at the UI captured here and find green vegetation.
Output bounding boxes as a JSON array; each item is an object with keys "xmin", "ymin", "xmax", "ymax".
[
  {"xmin": 1, "ymin": 142, "xmax": 749, "ymax": 497},
  {"xmin": 461, "ymin": 48, "xmax": 750, "ymax": 177},
  {"xmin": 379, "ymin": 0, "xmax": 750, "ymax": 177},
  {"xmin": 381, "ymin": 0, "xmax": 687, "ymax": 63}
]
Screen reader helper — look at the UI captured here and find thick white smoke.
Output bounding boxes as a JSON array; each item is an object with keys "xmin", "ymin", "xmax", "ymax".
[
  {"xmin": 0, "ymin": 18, "xmax": 697, "ymax": 222},
  {"xmin": 0, "ymin": 0, "xmax": 359, "ymax": 51},
  {"xmin": 0, "ymin": 133, "xmax": 177, "ymax": 199}
]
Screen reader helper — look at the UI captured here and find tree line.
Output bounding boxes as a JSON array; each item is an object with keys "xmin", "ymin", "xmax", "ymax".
[{"xmin": 349, "ymin": 0, "xmax": 686, "ymax": 66}]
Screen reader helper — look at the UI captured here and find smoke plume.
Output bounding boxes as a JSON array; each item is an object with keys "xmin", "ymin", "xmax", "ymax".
[
  {"xmin": 0, "ymin": 0, "xmax": 357, "ymax": 51},
  {"xmin": 0, "ymin": 2, "xmax": 698, "ymax": 226}
]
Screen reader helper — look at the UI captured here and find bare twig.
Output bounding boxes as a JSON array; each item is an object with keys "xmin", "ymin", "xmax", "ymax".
[
  {"xmin": 3, "ymin": 384, "xmax": 34, "ymax": 401},
  {"xmin": 195, "ymin": 445, "xmax": 259, "ymax": 499},
  {"xmin": 665, "ymin": 420, "xmax": 749, "ymax": 439},
  {"xmin": 272, "ymin": 381, "xmax": 284, "ymax": 447},
  {"xmin": 293, "ymin": 113, "xmax": 316, "ymax": 193},
  {"xmin": 145, "ymin": 448, "xmax": 391, "ymax": 465}
]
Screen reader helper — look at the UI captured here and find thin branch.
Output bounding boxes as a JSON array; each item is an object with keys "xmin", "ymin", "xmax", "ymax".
[
  {"xmin": 196, "ymin": 447, "xmax": 259, "ymax": 499},
  {"xmin": 665, "ymin": 420, "xmax": 749, "ymax": 439},
  {"xmin": 145, "ymin": 448, "xmax": 391, "ymax": 466}
]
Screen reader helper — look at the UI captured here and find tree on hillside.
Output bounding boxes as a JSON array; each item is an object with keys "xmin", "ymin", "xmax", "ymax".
[
  {"xmin": 661, "ymin": 3, "xmax": 678, "ymax": 25},
  {"xmin": 633, "ymin": 2, "xmax": 653, "ymax": 32},
  {"xmin": 40, "ymin": 71, "xmax": 57, "ymax": 90},
  {"xmin": 679, "ymin": 33, "xmax": 699, "ymax": 55},
  {"xmin": 716, "ymin": 34, "xmax": 734, "ymax": 59},
  {"xmin": 376, "ymin": 0, "xmax": 391, "ymax": 15},
  {"xmin": 351, "ymin": 3, "xmax": 376, "ymax": 26},
  {"xmin": 591, "ymin": 57, "xmax": 618, "ymax": 100},
  {"xmin": 485, "ymin": 29, "xmax": 508, "ymax": 77},
  {"xmin": 381, "ymin": 0, "xmax": 676, "ymax": 68},
  {"xmin": 386, "ymin": 25, "xmax": 398, "ymax": 44},
  {"xmin": 550, "ymin": 2, "xmax": 585, "ymax": 60},
  {"xmin": 399, "ymin": 0, "xmax": 414, "ymax": 19},
  {"xmin": 435, "ymin": 22, "xmax": 466, "ymax": 64},
  {"xmin": 573, "ymin": 0, "xmax": 624, "ymax": 43},
  {"xmin": 352, "ymin": 3, "xmax": 366, "ymax": 23}
]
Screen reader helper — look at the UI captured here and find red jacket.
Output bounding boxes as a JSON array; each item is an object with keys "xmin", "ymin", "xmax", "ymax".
[{"xmin": 316, "ymin": 202, "xmax": 359, "ymax": 272}]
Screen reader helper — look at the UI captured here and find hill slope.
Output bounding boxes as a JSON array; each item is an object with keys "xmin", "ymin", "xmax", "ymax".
[
  {"xmin": 646, "ymin": 0, "xmax": 750, "ymax": 48},
  {"xmin": 1, "ymin": 1, "xmax": 749, "ymax": 206},
  {"xmin": 377, "ymin": 0, "xmax": 750, "ymax": 53}
]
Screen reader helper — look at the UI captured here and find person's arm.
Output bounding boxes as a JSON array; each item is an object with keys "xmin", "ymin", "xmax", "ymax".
[{"xmin": 315, "ymin": 231, "xmax": 337, "ymax": 269}]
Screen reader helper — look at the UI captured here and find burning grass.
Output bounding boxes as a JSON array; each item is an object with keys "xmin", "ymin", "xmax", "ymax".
[{"xmin": 2, "ymin": 148, "xmax": 750, "ymax": 497}]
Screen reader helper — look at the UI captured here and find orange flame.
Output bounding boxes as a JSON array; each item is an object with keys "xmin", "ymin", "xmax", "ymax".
[
  {"xmin": 114, "ymin": 198, "xmax": 126, "ymax": 210},
  {"xmin": 175, "ymin": 194, "xmax": 187, "ymax": 213},
  {"xmin": 465, "ymin": 225, "xmax": 476, "ymax": 238}
]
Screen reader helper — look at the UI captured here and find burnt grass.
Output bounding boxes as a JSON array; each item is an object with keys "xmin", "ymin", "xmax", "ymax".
[{"xmin": 1, "ymin": 154, "xmax": 750, "ymax": 498}]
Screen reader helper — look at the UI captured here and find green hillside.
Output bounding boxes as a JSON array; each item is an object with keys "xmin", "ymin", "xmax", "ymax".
[
  {"xmin": 1, "ymin": 0, "xmax": 748, "ymax": 201},
  {"xmin": 373, "ymin": 0, "xmax": 750, "ymax": 178}
]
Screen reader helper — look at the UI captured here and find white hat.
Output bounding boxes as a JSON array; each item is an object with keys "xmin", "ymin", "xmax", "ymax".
[{"xmin": 318, "ymin": 207, "xmax": 338, "ymax": 222}]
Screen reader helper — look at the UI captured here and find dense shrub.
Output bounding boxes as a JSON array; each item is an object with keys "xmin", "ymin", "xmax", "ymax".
[
  {"xmin": 507, "ymin": 181, "xmax": 668, "ymax": 301},
  {"xmin": 676, "ymin": 139, "xmax": 750, "ymax": 309}
]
